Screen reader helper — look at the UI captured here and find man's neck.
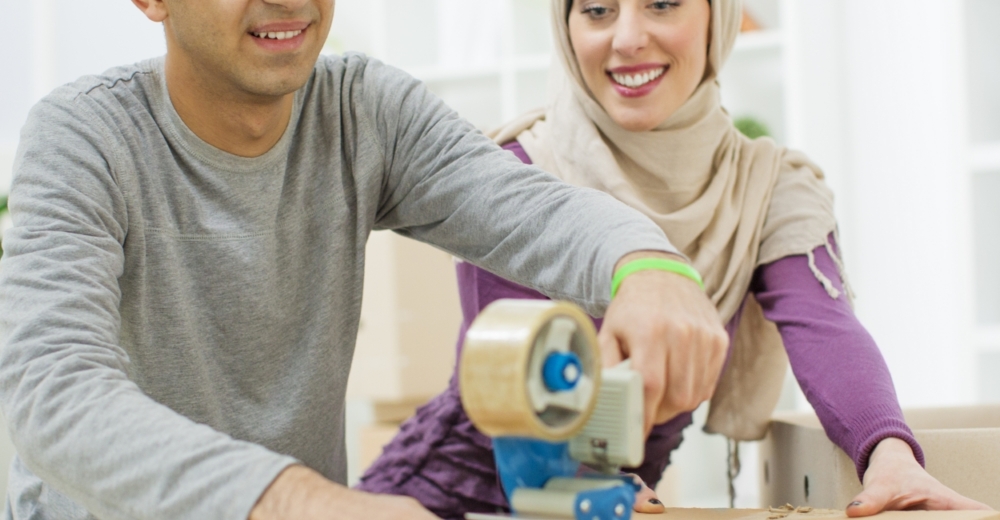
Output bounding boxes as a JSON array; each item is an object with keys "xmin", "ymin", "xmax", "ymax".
[{"xmin": 164, "ymin": 53, "xmax": 295, "ymax": 159}]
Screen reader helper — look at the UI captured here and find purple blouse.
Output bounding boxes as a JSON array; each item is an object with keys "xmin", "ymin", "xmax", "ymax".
[{"xmin": 357, "ymin": 143, "xmax": 923, "ymax": 520}]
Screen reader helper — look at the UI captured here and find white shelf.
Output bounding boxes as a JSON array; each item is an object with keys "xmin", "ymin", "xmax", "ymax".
[
  {"xmin": 409, "ymin": 53, "xmax": 549, "ymax": 84},
  {"xmin": 732, "ymin": 30, "xmax": 783, "ymax": 54},
  {"xmin": 970, "ymin": 142, "xmax": 1000, "ymax": 173},
  {"xmin": 973, "ymin": 326, "xmax": 1000, "ymax": 351}
]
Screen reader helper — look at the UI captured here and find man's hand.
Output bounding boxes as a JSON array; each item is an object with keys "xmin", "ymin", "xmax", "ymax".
[
  {"xmin": 601, "ymin": 251, "xmax": 729, "ymax": 433},
  {"xmin": 249, "ymin": 465, "xmax": 441, "ymax": 520},
  {"xmin": 846, "ymin": 438, "xmax": 992, "ymax": 516}
]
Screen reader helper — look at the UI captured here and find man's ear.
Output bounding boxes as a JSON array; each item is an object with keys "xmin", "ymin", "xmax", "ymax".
[{"xmin": 132, "ymin": 0, "xmax": 168, "ymax": 23}]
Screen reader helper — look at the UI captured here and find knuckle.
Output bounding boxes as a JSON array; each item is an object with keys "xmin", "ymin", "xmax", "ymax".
[
  {"xmin": 672, "ymin": 322, "xmax": 693, "ymax": 344},
  {"xmin": 714, "ymin": 331, "xmax": 730, "ymax": 352},
  {"xmin": 666, "ymin": 388, "xmax": 696, "ymax": 411},
  {"xmin": 644, "ymin": 375, "xmax": 666, "ymax": 397}
]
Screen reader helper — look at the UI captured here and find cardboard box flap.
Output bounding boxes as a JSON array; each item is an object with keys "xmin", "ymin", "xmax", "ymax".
[
  {"xmin": 772, "ymin": 405, "xmax": 1000, "ymax": 432},
  {"xmin": 761, "ymin": 406, "xmax": 1000, "ymax": 510},
  {"xmin": 902, "ymin": 406, "xmax": 1000, "ymax": 430},
  {"xmin": 633, "ymin": 509, "xmax": 1000, "ymax": 520}
]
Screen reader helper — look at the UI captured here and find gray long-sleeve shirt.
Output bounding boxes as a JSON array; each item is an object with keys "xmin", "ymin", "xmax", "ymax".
[{"xmin": 0, "ymin": 54, "xmax": 675, "ymax": 519}]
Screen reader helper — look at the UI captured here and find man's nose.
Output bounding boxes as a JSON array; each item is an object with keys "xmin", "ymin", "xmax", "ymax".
[{"xmin": 262, "ymin": 0, "xmax": 313, "ymax": 11}]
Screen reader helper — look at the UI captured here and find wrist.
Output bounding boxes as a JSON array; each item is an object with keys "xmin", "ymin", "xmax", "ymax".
[
  {"xmin": 613, "ymin": 250, "xmax": 686, "ymax": 273},
  {"xmin": 250, "ymin": 465, "xmax": 340, "ymax": 520},
  {"xmin": 868, "ymin": 437, "xmax": 918, "ymax": 469},
  {"xmin": 612, "ymin": 252, "xmax": 703, "ymax": 298}
]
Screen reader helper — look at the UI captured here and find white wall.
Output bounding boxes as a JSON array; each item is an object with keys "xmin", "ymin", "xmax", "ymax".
[
  {"xmin": 0, "ymin": 0, "xmax": 990, "ymax": 508},
  {"xmin": 839, "ymin": 0, "xmax": 974, "ymax": 407}
]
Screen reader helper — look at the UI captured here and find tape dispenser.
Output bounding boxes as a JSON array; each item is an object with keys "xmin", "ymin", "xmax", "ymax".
[{"xmin": 460, "ymin": 299, "xmax": 646, "ymax": 520}]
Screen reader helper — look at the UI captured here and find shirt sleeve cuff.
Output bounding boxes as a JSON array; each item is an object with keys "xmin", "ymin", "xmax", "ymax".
[{"xmin": 849, "ymin": 408, "xmax": 925, "ymax": 482}]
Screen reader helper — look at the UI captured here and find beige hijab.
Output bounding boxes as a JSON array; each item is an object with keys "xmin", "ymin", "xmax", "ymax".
[{"xmin": 491, "ymin": 0, "xmax": 842, "ymax": 440}]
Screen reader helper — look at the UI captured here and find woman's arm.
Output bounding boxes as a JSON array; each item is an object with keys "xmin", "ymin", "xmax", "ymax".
[
  {"xmin": 750, "ymin": 235, "xmax": 921, "ymax": 479},
  {"xmin": 751, "ymin": 236, "xmax": 990, "ymax": 514}
]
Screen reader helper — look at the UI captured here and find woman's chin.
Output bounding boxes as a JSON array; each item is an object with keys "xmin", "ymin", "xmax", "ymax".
[
  {"xmin": 600, "ymin": 96, "xmax": 674, "ymax": 132},
  {"xmin": 607, "ymin": 110, "xmax": 665, "ymax": 133}
]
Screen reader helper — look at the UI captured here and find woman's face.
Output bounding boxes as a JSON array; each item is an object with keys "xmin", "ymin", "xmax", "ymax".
[{"xmin": 568, "ymin": 0, "xmax": 711, "ymax": 132}]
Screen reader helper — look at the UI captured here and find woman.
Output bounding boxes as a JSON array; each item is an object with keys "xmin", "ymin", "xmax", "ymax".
[{"xmin": 359, "ymin": 0, "xmax": 990, "ymax": 518}]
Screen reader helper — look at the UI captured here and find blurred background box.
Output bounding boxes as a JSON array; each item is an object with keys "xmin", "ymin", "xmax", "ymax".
[
  {"xmin": 359, "ymin": 422, "xmax": 407, "ymax": 474},
  {"xmin": 346, "ymin": 231, "xmax": 462, "ymax": 479},
  {"xmin": 346, "ymin": 231, "xmax": 461, "ymax": 403},
  {"xmin": 759, "ymin": 406, "xmax": 1000, "ymax": 510}
]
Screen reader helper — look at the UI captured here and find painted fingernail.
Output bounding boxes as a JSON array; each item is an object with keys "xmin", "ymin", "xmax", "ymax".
[
  {"xmin": 649, "ymin": 499, "xmax": 663, "ymax": 505},
  {"xmin": 849, "ymin": 501, "xmax": 863, "ymax": 508}
]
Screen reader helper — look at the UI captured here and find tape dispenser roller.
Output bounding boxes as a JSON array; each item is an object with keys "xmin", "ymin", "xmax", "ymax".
[{"xmin": 460, "ymin": 299, "xmax": 646, "ymax": 520}]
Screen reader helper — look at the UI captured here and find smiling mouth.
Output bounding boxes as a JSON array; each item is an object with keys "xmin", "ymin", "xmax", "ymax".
[
  {"xmin": 250, "ymin": 29, "xmax": 304, "ymax": 40},
  {"xmin": 609, "ymin": 66, "xmax": 667, "ymax": 88}
]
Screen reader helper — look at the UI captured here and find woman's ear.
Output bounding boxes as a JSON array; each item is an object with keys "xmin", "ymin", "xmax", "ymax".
[{"xmin": 132, "ymin": 0, "xmax": 169, "ymax": 23}]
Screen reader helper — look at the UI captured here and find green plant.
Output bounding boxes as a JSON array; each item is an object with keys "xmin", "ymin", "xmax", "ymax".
[
  {"xmin": 0, "ymin": 194, "xmax": 8, "ymax": 259},
  {"xmin": 733, "ymin": 116, "xmax": 771, "ymax": 140}
]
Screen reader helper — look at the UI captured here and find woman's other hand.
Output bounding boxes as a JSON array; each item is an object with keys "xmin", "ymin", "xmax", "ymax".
[
  {"xmin": 846, "ymin": 438, "xmax": 993, "ymax": 516},
  {"xmin": 601, "ymin": 251, "xmax": 729, "ymax": 433},
  {"xmin": 632, "ymin": 474, "xmax": 667, "ymax": 514}
]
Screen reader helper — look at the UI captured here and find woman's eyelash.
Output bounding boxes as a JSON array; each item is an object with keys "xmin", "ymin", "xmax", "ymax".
[
  {"xmin": 651, "ymin": 1, "xmax": 681, "ymax": 9},
  {"xmin": 579, "ymin": 1, "xmax": 679, "ymax": 17},
  {"xmin": 581, "ymin": 5, "xmax": 610, "ymax": 16}
]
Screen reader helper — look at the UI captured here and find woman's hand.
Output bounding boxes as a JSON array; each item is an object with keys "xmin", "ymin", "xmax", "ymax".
[
  {"xmin": 632, "ymin": 475, "xmax": 667, "ymax": 514},
  {"xmin": 846, "ymin": 438, "xmax": 993, "ymax": 517},
  {"xmin": 601, "ymin": 251, "xmax": 729, "ymax": 433}
]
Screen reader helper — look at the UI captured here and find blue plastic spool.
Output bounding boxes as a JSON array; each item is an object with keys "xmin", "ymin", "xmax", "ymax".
[{"xmin": 542, "ymin": 352, "xmax": 583, "ymax": 392}]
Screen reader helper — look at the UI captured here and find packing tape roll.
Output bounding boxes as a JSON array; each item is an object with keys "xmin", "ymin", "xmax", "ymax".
[{"xmin": 459, "ymin": 299, "xmax": 600, "ymax": 441}]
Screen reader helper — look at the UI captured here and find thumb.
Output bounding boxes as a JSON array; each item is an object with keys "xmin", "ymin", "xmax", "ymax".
[
  {"xmin": 631, "ymin": 475, "xmax": 666, "ymax": 514},
  {"xmin": 597, "ymin": 329, "xmax": 625, "ymax": 368},
  {"xmin": 846, "ymin": 485, "xmax": 893, "ymax": 517}
]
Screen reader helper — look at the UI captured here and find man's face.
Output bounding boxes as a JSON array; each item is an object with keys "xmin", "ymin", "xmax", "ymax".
[{"xmin": 163, "ymin": 0, "xmax": 335, "ymax": 98}]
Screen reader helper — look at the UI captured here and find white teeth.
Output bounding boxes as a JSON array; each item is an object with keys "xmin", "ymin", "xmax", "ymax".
[
  {"xmin": 611, "ymin": 67, "xmax": 665, "ymax": 89},
  {"xmin": 252, "ymin": 29, "xmax": 303, "ymax": 40}
]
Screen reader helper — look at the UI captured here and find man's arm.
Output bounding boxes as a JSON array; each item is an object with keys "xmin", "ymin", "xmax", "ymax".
[
  {"xmin": 359, "ymin": 58, "xmax": 674, "ymax": 317},
  {"xmin": 0, "ymin": 94, "xmax": 296, "ymax": 520},
  {"xmin": 358, "ymin": 57, "xmax": 728, "ymax": 430},
  {"xmin": 249, "ymin": 465, "xmax": 438, "ymax": 520}
]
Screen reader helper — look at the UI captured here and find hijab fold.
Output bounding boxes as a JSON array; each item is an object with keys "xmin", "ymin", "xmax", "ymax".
[{"xmin": 490, "ymin": 0, "xmax": 840, "ymax": 440}]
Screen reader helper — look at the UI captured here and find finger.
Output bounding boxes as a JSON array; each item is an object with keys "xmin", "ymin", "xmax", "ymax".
[
  {"xmin": 632, "ymin": 478, "xmax": 665, "ymax": 514},
  {"xmin": 662, "ymin": 323, "xmax": 697, "ymax": 415},
  {"xmin": 628, "ymin": 334, "xmax": 667, "ymax": 434},
  {"xmin": 948, "ymin": 497, "xmax": 993, "ymax": 511},
  {"xmin": 702, "ymin": 329, "xmax": 729, "ymax": 395},
  {"xmin": 928, "ymin": 490, "xmax": 994, "ymax": 511},
  {"xmin": 846, "ymin": 485, "xmax": 894, "ymax": 517},
  {"xmin": 597, "ymin": 328, "xmax": 625, "ymax": 368}
]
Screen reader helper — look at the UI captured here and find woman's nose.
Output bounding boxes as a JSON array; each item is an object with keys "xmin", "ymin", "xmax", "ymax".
[
  {"xmin": 611, "ymin": 12, "xmax": 649, "ymax": 58},
  {"xmin": 262, "ymin": 0, "xmax": 313, "ymax": 10}
]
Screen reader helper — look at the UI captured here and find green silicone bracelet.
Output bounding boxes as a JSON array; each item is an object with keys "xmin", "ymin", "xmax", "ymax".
[{"xmin": 611, "ymin": 258, "xmax": 705, "ymax": 298}]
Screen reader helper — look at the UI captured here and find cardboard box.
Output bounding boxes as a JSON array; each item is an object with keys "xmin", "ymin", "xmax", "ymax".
[
  {"xmin": 358, "ymin": 422, "xmax": 402, "ymax": 475},
  {"xmin": 632, "ymin": 509, "xmax": 1000, "ymax": 520},
  {"xmin": 473, "ymin": 507, "xmax": 1000, "ymax": 520},
  {"xmin": 347, "ymin": 231, "xmax": 461, "ymax": 402},
  {"xmin": 759, "ymin": 405, "xmax": 1000, "ymax": 510}
]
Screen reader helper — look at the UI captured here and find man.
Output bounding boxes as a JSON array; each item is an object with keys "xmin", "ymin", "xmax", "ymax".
[{"xmin": 0, "ymin": 0, "xmax": 727, "ymax": 518}]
